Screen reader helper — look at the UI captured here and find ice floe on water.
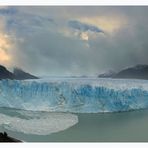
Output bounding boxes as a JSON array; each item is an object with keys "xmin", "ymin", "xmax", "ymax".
[{"xmin": 0, "ymin": 110, "xmax": 78, "ymax": 135}]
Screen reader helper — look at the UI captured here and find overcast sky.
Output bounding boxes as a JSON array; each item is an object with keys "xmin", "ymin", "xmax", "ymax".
[{"xmin": 0, "ymin": 6, "xmax": 148, "ymax": 76}]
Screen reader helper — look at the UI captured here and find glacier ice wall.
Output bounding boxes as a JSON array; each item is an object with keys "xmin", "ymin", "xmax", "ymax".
[{"xmin": 0, "ymin": 78, "xmax": 148, "ymax": 113}]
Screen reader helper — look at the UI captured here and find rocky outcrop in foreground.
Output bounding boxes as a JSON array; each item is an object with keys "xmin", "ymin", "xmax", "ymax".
[{"xmin": 0, "ymin": 132, "xmax": 22, "ymax": 142}]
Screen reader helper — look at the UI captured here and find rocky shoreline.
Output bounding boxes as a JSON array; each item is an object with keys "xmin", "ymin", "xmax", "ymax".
[{"xmin": 0, "ymin": 132, "xmax": 22, "ymax": 142}]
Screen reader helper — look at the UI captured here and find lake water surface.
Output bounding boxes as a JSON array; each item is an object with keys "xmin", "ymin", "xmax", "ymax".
[{"xmin": 1, "ymin": 108, "xmax": 148, "ymax": 142}]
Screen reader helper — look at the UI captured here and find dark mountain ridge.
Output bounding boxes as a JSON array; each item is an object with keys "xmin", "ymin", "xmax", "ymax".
[
  {"xmin": 98, "ymin": 70, "xmax": 116, "ymax": 78},
  {"xmin": 98, "ymin": 64, "xmax": 148, "ymax": 80},
  {"xmin": 13, "ymin": 67, "xmax": 38, "ymax": 80},
  {"xmin": 113, "ymin": 64, "xmax": 148, "ymax": 79},
  {"xmin": 0, "ymin": 65, "xmax": 14, "ymax": 80},
  {"xmin": 0, "ymin": 65, "xmax": 38, "ymax": 80}
]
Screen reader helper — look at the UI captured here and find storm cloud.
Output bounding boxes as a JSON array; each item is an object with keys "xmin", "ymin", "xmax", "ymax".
[
  {"xmin": 68, "ymin": 20, "xmax": 104, "ymax": 33},
  {"xmin": 0, "ymin": 6, "xmax": 148, "ymax": 76}
]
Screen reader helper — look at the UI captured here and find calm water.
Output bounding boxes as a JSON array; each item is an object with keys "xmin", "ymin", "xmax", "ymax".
[{"xmin": 1, "ymin": 108, "xmax": 148, "ymax": 142}]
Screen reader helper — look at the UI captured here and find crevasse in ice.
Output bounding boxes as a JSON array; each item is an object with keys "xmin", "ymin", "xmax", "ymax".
[{"xmin": 0, "ymin": 78, "xmax": 148, "ymax": 113}]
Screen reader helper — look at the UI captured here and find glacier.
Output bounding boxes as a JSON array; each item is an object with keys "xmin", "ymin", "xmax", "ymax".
[{"xmin": 0, "ymin": 78, "xmax": 148, "ymax": 113}]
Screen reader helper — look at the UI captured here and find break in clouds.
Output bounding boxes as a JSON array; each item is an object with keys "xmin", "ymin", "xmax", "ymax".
[{"xmin": 0, "ymin": 6, "xmax": 148, "ymax": 76}]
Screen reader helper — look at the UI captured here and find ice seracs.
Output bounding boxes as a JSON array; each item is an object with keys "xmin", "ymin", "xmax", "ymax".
[{"xmin": 0, "ymin": 78, "xmax": 148, "ymax": 113}]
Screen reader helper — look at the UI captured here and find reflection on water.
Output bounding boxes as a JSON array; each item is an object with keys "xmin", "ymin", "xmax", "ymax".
[{"xmin": 1, "ymin": 108, "xmax": 148, "ymax": 142}]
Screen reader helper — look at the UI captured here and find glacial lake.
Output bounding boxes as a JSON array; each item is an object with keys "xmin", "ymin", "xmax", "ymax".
[{"xmin": 1, "ymin": 108, "xmax": 148, "ymax": 142}]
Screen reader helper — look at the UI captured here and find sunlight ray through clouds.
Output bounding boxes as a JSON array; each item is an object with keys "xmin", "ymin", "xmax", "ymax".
[{"xmin": 0, "ymin": 28, "xmax": 12, "ymax": 66}]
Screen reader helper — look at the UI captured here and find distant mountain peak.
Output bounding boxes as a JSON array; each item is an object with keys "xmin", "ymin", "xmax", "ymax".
[
  {"xmin": 132, "ymin": 64, "xmax": 148, "ymax": 70},
  {"xmin": 98, "ymin": 70, "xmax": 116, "ymax": 78},
  {"xmin": 0, "ymin": 65, "xmax": 14, "ymax": 80},
  {"xmin": 0, "ymin": 65, "xmax": 38, "ymax": 80},
  {"xmin": 13, "ymin": 67, "xmax": 38, "ymax": 80},
  {"xmin": 113, "ymin": 64, "xmax": 148, "ymax": 80},
  {"xmin": 0, "ymin": 65, "xmax": 7, "ymax": 71},
  {"xmin": 98, "ymin": 64, "xmax": 148, "ymax": 80}
]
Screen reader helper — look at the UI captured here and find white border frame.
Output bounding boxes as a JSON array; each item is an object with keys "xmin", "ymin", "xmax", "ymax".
[
  {"xmin": 0, "ymin": 0, "xmax": 148, "ymax": 5},
  {"xmin": 0, "ymin": 2, "xmax": 147, "ymax": 148}
]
